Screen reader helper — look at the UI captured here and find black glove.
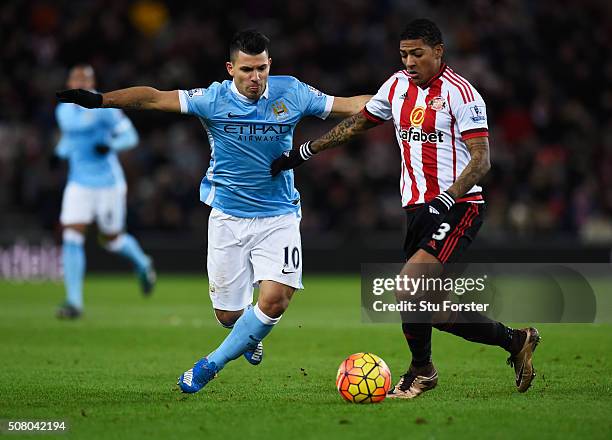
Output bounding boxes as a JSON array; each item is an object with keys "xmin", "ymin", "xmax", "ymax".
[
  {"xmin": 417, "ymin": 191, "xmax": 455, "ymax": 231},
  {"xmin": 94, "ymin": 144, "xmax": 111, "ymax": 155},
  {"xmin": 56, "ymin": 89, "xmax": 103, "ymax": 108},
  {"xmin": 270, "ymin": 141, "xmax": 316, "ymax": 177}
]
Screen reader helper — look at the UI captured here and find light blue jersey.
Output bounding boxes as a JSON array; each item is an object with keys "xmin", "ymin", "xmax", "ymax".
[
  {"xmin": 179, "ymin": 76, "xmax": 333, "ymax": 218},
  {"xmin": 55, "ymin": 102, "xmax": 139, "ymax": 187}
]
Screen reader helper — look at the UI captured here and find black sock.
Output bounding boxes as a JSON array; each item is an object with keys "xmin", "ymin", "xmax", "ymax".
[
  {"xmin": 401, "ymin": 323, "xmax": 432, "ymax": 367},
  {"xmin": 433, "ymin": 310, "xmax": 516, "ymax": 352}
]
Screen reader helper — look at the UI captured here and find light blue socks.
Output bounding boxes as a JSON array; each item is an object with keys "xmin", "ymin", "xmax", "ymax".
[
  {"xmin": 62, "ymin": 229, "xmax": 86, "ymax": 310},
  {"xmin": 62, "ymin": 231, "xmax": 149, "ymax": 310},
  {"xmin": 105, "ymin": 234, "xmax": 150, "ymax": 272},
  {"xmin": 208, "ymin": 304, "xmax": 280, "ymax": 370}
]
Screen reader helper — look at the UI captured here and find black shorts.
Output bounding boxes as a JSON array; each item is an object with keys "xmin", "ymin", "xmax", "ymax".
[{"xmin": 404, "ymin": 202, "xmax": 485, "ymax": 264}]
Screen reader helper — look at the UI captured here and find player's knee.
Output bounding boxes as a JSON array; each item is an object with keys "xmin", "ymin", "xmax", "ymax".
[
  {"xmin": 63, "ymin": 228, "xmax": 85, "ymax": 245},
  {"xmin": 214, "ymin": 309, "xmax": 242, "ymax": 328},
  {"xmin": 396, "ymin": 251, "xmax": 444, "ymax": 303},
  {"xmin": 256, "ymin": 281, "xmax": 294, "ymax": 318},
  {"xmin": 407, "ymin": 249, "xmax": 443, "ymax": 271},
  {"xmin": 257, "ymin": 296, "xmax": 289, "ymax": 319}
]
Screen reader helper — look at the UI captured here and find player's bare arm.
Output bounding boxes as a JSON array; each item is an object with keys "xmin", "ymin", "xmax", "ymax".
[
  {"xmin": 445, "ymin": 136, "xmax": 491, "ymax": 199},
  {"xmin": 310, "ymin": 112, "xmax": 377, "ymax": 152},
  {"xmin": 102, "ymin": 88, "xmax": 180, "ymax": 112},
  {"xmin": 419, "ymin": 135, "xmax": 491, "ymax": 231},
  {"xmin": 270, "ymin": 112, "xmax": 377, "ymax": 176},
  {"xmin": 328, "ymin": 95, "xmax": 372, "ymax": 118},
  {"xmin": 56, "ymin": 87, "xmax": 181, "ymax": 113}
]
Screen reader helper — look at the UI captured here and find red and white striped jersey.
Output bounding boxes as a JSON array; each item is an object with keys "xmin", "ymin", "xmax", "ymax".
[{"xmin": 362, "ymin": 64, "xmax": 487, "ymax": 206}]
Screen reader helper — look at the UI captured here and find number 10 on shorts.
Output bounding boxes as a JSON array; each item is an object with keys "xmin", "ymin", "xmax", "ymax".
[{"xmin": 284, "ymin": 246, "xmax": 300, "ymax": 269}]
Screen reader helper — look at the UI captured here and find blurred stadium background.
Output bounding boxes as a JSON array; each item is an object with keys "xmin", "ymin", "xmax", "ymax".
[{"xmin": 1, "ymin": 0, "xmax": 611, "ymax": 278}]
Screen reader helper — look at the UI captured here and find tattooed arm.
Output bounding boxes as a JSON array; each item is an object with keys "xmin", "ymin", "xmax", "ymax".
[
  {"xmin": 412, "ymin": 135, "xmax": 491, "ymax": 230},
  {"xmin": 445, "ymin": 136, "xmax": 491, "ymax": 199},
  {"xmin": 310, "ymin": 112, "xmax": 378, "ymax": 152},
  {"xmin": 102, "ymin": 88, "xmax": 180, "ymax": 112},
  {"xmin": 270, "ymin": 112, "xmax": 378, "ymax": 176}
]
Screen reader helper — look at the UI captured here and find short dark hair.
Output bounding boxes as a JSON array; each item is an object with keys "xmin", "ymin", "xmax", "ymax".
[
  {"xmin": 399, "ymin": 19, "xmax": 443, "ymax": 47},
  {"xmin": 229, "ymin": 30, "xmax": 270, "ymax": 61}
]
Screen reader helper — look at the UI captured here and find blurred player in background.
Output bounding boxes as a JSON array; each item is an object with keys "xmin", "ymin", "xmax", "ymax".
[
  {"xmin": 272, "ymin": 19, "xmax": 540, "ymax": 399},
  {"xmin": 57, "ymin": 30, "xmax": 371, "ymax": 393},
  {"xmin": 55, "ymin": 65, "xmax": 156, "ymax": 319}
]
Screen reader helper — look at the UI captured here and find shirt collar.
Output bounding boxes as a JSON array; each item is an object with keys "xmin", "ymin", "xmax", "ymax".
[
  {"xmin": 419, "ymin": 63, "xmax": 447, "ymax": 89},
  {"xmin": 231, "ymin": 80, "xmax": 269, "ymax": 102}
]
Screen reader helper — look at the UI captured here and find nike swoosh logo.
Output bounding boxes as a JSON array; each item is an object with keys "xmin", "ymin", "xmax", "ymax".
[
  {"xmin": 282, "ymin": 269, "xmax": 296, "ymax": 274},
  {"xmin": 227, "ymin": 112, "xmax": 248, "ymax": 118}
]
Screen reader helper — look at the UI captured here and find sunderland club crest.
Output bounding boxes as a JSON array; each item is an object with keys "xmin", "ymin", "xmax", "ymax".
[{"xmin": 428, "ymin": 96, "xmax": 446, "ymax": 111}]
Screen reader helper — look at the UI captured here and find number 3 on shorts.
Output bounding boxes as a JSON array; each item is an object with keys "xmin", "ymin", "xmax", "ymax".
[{"xmin": 432, "ymin": 223, "xmax": 451, "ymax": 240}]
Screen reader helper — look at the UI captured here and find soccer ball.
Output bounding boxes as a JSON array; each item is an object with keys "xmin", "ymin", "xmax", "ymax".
[{"xmin": 336, "ymin": 352, "xmax": 392, "ymax": 403}]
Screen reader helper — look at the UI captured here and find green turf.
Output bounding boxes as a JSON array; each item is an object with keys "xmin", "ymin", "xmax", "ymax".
[{"xmin": 0, "ymin": 275, "xmax": 611, "ymax": 439}]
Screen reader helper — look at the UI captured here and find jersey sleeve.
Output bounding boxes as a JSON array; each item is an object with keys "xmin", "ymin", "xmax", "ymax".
[
  {"xmin": 452, "ymin": 89, "xmax": 489, "ymax": 140},
  {"xmin": 103, "ymin": 109, "xmax": 139, "ymax": 151},
  {"xmin": 363, "ymin": 75, "xmax": 397, "ymax": 125},
  {"xmin": 295, "ymin": 80, "xmax": 334, "ymax": 120},
  {"xmin": 54, "ymin": 135, "xmax": 71, "ymax": 158},
  {"xmin": 178, "ymin": 84, "xmax": 220, "ymax": 118},
  {"xmin": 103, "ymin": 108, "xmax": 131, "ymax": 133},
  {"xmin": 55, "ymin": 104, "xmax": 72, "ymax": 131},
  {"xmin": 54, "ymin": 105, "xmax": 74, "ymax": 158}
]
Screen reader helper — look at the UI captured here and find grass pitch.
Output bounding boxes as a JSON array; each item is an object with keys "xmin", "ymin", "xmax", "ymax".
[{"xmin": 1, "ymin": 275, "xmax": 611, "ymax": 439}]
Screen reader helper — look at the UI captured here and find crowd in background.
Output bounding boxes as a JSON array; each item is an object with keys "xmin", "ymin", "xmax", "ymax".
[{"xmin": 1, "ymin": 0, "xmax": 611, "ymax": 244}]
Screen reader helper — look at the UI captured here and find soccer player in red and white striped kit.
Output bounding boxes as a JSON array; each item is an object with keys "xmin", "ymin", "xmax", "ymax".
[{"xmin": 272, "ymin": 18, "xmax": 540, "ymax": 399}]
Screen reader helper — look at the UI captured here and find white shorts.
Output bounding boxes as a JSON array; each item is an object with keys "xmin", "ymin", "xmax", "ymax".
[
  {"xmin": 60, "ymin": 182, "xmax": 126, "ymax": 234},
  {"xmin": 207, "ymin": 208, "xmax": 303, "ymax": 311}
]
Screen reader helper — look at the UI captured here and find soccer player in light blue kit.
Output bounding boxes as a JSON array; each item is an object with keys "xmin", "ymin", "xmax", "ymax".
[
  {"xmin": 55, "ymin": 65, "xmax": 156, "ymax": 319},
  {"xmin": 57, "ymin": 31, "xmax": 370, "ymax": 393}
]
